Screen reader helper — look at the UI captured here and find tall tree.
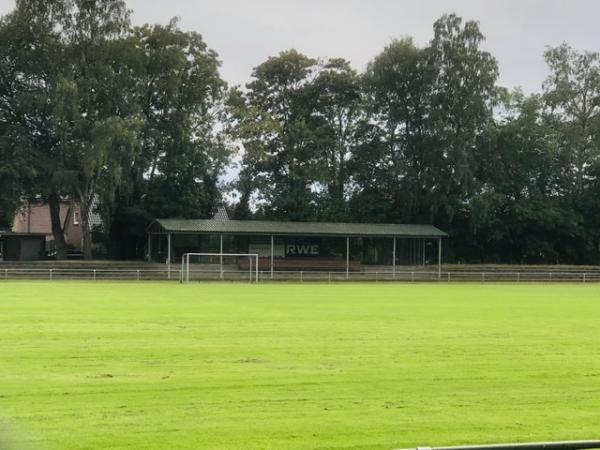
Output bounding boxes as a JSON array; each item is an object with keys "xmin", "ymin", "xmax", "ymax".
[
  {"xmin": 106, "ymin": 20, "xmax": 229, "ymax": 259},
  {"xmin": 308, "ymin": 58, "xmax": 361, "ymax": 220},
  {"xmin": 233, "ymin": 50, "xmax": 320, "ymax": 221},
  {"xmin": 356, "ymin": 38, "xmax": 435, "ymax": 223},
  {"xmin": 0, "ymin": 0, "xmax": 71, "ymax": 252},
  {"xmin": 542, "ymin": 44, "xmax": 600, "ymax": 261},
  {"xmin": 47, "ymin": 0, "xmax": 140, "ymax": 259},
  {"xmin": 353, "ymin": 14, "xmax": 498, "ymax": 238},
  {"xmin": 543, "ymin": 43, "xmax": 600, "ymax": 195},
  {"xmin": 470, "ymin": 91, "xmax": 575, "ymax": 262},
  {"xmin": 134, "ymin": 20, "xmax": 229, "ymax": 220},
  {"xmin": 0, "ymin": 11, "xmax": 32, "ymax": 226},
  {"xmin": 427, "ymin": 13, "xmax": 499, "ymax": 231},
  {"xmin": 1, "ymin": 2, "xmax": 230, "ymax": 259}
]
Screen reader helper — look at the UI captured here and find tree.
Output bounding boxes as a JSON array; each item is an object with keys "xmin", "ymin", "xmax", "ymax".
[
  {"xmin": 0, "ymin": 0, "xmax": 70, "ymax": 252},
  {"xmin": 105, "ymin": 20, "xmax": 229, "ymax": 258},
  {"xmin": 1, "ymin": 1, "xmax": 230, "ymax": 259},
  {"xmin": 542, "ymin": 43, "xmax": 600, "ymax": 261},
  {"xmin": 232, "ymin": 53, "xmax": 363, "ymax": 222},
  {"xmin": 46, "ymin": 0, "xmax": 140, "ymax": 259},
  {"xmin": 0, "ymin": 12, "xmax": 32, "ymax": 226},
  {"xmin": 543, "ymin": 43, "xmax": 600, "ymax": 195},
  {"xmin": 356, "ymin": 38, "xmax": 435, "ymax": 223},
  {"xmin": 233, "ymin": 50, "xmax": 321, "ymax": 221},
  {"xmin": 307, "ymin": 58, "xmax": 362, "ymax": 220},
  {"xmin": 133, "ymin": 20, "xmax": 229, "ymax": 220},
  {"xmin": 427, "ymin": 14, "xmax": 499, "ymax": 233},
  {"xmin": 469, "ymin": 91, "xmax": 577, "ymax": 262},
  {"xmin": 352, "ymin": 14, "xmax": 498, "ymax": 243},
  {"xmin": 0, "ymin": 0, "xmax": 141, "ymax": 258}
]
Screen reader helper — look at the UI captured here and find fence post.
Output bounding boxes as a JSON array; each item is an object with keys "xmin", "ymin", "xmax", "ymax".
[
  {"xmin": 447, "ymin": 272, "xmax": 450, "ymax": 282},
  {"xmin": 549, "ymin": 272, "xmax": 552, "ymax": 281},
  {"xmin": 4, "ymin": 268, "xmax": 7, "ymax": 280},
  {"xmin": 482, "ymin": 272, "xmax": 485, "ymax": 283},
  {"xmin": 411, "ymin": 271, "xmax": 414, "ymax": 282},
  {"xmin": 517, "ymin": 272, "xmax": 520, "ymax": 282},
  {"xmin": 136, "ymin": 269, "xmax": 140, "ymax": 281},
  {"xmin": 583, "ymin": 273, "xmax": 586, "ymax": 283},
  {"xmin": 93, "ymin": 269, "xmax": 96, "ymax": 281},
  {"xmin": 328, "ymin": 272, "xmax": 331, "ymax": 283},
  {"xmin": 49, "ymin": 269, "xmax": 53, "ymax": 281},
  {"xmin": 375, "ymin": 271, "xmax": 378, "ymax": 282},
  {"xmin": 300, "ymin": 271, "xmax": 303, "ymax": 282}
]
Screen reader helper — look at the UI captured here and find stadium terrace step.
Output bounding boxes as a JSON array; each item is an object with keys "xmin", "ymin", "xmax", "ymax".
[{"xmin": 0, "ymin": 260, "xmax": 164, "ymax": 269}]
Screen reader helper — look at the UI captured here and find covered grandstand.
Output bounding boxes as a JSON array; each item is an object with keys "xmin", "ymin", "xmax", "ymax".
[{"xmin": 146, "ymin": 219, "xmax": 448, "ymax": 277}]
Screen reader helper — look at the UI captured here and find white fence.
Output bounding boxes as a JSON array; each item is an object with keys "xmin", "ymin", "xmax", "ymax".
[{"xmin": 1, "ymin": 267, "xmax": 600, "ymax": 282}]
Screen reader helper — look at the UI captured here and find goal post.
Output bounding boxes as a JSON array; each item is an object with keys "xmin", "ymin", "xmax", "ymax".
[{"xmin": 181, "ymin": 253, "xmax": 259, "ymax": 283}]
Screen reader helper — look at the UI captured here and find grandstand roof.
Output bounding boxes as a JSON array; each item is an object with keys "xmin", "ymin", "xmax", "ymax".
[{"xmin": 150, "ymin": 219, "xmax": 447, "ymax": 238}]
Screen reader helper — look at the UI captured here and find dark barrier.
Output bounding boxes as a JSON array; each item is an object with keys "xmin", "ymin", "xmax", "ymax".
[{"xmin": 395, "ymin": 441, "xmax": 600, "ymax": 450}]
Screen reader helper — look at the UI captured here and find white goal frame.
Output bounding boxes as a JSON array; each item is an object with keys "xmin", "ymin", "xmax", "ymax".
[{"xmin": 181, "ymin": 253, "xmax": 259, "ymax": 283}]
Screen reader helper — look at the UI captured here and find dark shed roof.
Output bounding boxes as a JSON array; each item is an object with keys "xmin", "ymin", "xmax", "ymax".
[
  {"xmin": 0, "ymin": 231, "xmax": 47, "ymax": 238},
  {"xmin": 151, "ymin": 219, "xmax": 447, "ymax": 238}
]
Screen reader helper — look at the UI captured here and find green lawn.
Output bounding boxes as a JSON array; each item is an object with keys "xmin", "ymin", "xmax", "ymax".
[{"xmin": 1, "ymin": 282, "xmax": 600, "ymax": 450}]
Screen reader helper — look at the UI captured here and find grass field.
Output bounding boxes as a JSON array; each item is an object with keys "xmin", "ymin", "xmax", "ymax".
[{"xmin": 1, "ymin": 282, "xmax": 600, "ymax": 450}]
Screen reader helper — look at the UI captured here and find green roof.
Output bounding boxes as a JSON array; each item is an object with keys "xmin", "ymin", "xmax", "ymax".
[{"xmin": 152, "ymin": 219, "xmax": 447, "ymax": 238}]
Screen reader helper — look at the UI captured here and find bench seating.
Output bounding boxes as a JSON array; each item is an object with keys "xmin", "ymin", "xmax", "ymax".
[{"xmin": 239, "ymin": 257, "xmax": 361, "ymax": 271}]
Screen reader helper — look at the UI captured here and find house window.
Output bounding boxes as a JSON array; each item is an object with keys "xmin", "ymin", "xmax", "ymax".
[{"xmin": 73, "ymin": 211, "xmax": 80, "ymax": 225}]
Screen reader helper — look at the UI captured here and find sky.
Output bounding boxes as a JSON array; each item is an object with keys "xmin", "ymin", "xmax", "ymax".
[{"xmin": 1, "ymin": 0, "xmax": 599, "ymax": 94}]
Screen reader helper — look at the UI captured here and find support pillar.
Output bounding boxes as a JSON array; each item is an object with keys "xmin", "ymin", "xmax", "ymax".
[
  {"xmin": 438, "ymin": 238, "xmax": 442, "ymax": 280},
  {"xmin": 270, "ymin": 235, "xmax": 274, "ymax": 279},
  {"xmin": 147, "ymin": 233, "xmax": 152, "ymax": 262},
  {"xmin": 423, "ymin": 239, "xmax": 426, "ymax": 266},
  {"xmin": 220, "ymin": 234, "xmax": 224, "ymax": 280},
  {"xmin": 346, "ymin": 237, "xmax": 350, "ymax": 280},
  {"xmin": 167, "ymin": 233, "xmax": 172, "ymax": 280},
  {"xmin": 392, "ymin": 237, "xmax": 396, "ymax": 278}
]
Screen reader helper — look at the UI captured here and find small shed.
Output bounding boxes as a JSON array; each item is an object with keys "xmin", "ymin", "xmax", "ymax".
[{"xmin": 0, "ymin": 232, "xmax": 47, "ymax": 261}]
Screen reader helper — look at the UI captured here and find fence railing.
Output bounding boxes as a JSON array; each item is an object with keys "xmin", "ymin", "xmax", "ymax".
[
  {"xmin": 395, "ymin": 441, "xmax": 600, "ymax": 450},
  {"xmin": 1, "ymin": 267, "xmax": 600, "ymax": 282}
]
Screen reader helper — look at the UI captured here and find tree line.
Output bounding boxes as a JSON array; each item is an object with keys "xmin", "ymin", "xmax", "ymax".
[{"xmin": 1, "ymin": 0, "xmax": 599, "ymax": 263}]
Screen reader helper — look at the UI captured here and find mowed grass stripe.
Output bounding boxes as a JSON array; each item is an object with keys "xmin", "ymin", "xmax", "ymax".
[{"xmin": 0, "ymin": 282, "xmax": 599, "ymax": 450}]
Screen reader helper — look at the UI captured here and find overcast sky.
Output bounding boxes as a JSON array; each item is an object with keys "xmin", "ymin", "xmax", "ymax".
[{"xmin": 1, "ymin": 0, "xmax": 598, "ymax": 93}]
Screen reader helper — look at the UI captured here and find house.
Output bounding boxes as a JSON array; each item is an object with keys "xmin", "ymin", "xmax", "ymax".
[
  {"xmin": 12, "ymin": 198, "xmax": 102, "ymax": 255},
  {"xmin": 213, "ymin": 205, "xmax": 229, "ymax": 221}
]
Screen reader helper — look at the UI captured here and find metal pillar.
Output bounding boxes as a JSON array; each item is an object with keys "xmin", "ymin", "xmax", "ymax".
[
  {"xmin": 147, "ymin": 233, "xmax": 152, "ymax": 262},
  {"xmin": 414, "ymin": 239, "xmax": 418, "ymax": 265},
  {"xmin": 270, "ymin": 235, "xmax": 274, "ymax": 279},
  {"xmin": 422, "ymin": 239, "xmax": 426, "ymax": 266},
  {"xmin": 437, "ymin": 238, "xmax": 442, "ymax": 280},
  {"xmin": 392, "ymin": 237, "xmax": 396, "ymax": 277},
  {"xmin": 167, "ymin": 233, "xmax": 172, "ymax": 280},
  {"xmin": 346, "ymin": 237, "xmax": 350, "ymax": 280},
  {"xmin": 219, "ymin": 234, "xmax": 224, "ymax": 280}
]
